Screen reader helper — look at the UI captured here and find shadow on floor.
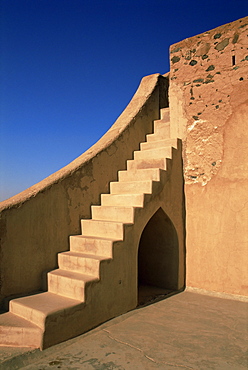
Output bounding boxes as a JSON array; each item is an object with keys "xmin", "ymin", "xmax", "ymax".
[{"xmin": 138, "ymin": 283, "xmax": 181, "ymax": 307}]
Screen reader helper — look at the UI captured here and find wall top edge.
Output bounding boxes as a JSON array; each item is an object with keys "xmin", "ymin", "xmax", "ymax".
[
  {"xmin": 170, "ymin": 16, "xmax": 248, "ymax": 51},
  {"xmin": 0, "ymin": 73, "xmax": 164, "ymax": 212}
]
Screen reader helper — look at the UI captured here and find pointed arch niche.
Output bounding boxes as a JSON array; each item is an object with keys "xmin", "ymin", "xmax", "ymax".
[{"xmin": 138, "ymin": 207, "xmax": 179, "ymax": 305}]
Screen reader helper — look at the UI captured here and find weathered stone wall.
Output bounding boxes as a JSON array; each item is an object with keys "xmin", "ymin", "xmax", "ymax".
[
  {"xmin": 0, "ymin": 74, "xmax": 169, "ymax": 308},
  {"xmin": 169, "ymin": 16, "xmax": 248, "ymax": 296}
]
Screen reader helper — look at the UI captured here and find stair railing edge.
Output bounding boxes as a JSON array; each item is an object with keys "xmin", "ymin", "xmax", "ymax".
[
  {"xmin": 0, "ymin": 72, "xmax": 168, "ymax": 307},
  {"xmin": 0, "ymin": 73, "xmax": 166, "ymax": 212}
]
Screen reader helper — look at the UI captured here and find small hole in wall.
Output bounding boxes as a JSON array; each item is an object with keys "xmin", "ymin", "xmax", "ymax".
[{"xmin": 232, "ymin": 55, "xmax": 236, "ymax": 66}]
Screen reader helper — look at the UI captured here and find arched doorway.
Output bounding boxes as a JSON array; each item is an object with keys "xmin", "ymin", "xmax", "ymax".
[{"xmin": 138, "ymin": 207, "xmax": 179, "ymax": 305}]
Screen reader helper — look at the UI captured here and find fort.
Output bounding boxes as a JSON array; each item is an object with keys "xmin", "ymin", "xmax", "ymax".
[{"xmin": 0, "ymin": 16, "xmax": 247, "ymax": 350}]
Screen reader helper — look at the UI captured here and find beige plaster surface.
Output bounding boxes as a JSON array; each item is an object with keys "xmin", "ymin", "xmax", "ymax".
[
  {"xmin": 1, "ymin": 292, "xmax": 247, "ymax": 369},
  {"xmin": 0, "ymin": 100, "xmax": 185, "ymax": 349},
  {"xmin": 186, "ymin": 102, "xmax": 248, "ymax": 296},
  {"xmin": 0, "ymin": 16, "xmax": 247, "ymax": 352},
  {"xmin": 169, "ymin": 16, "xmax": 248, "ymax": 296},
  {"xmin": 169, "ymin": 16, "xmax": 248, "ymax": 184},
  {"xmin": 0, "ymin": 73, "xmax": 168, "ymax": 307}
]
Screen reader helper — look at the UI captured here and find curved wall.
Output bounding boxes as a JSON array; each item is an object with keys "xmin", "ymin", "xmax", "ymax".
[{"xmin": 0, "ymin": 73, "xmax": 169, "ymax": 308}]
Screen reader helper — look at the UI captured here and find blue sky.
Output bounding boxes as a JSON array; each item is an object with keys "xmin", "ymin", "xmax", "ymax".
[{"xmin": 0, "ymin": 1, "xmax": 247, "ymax": 201}]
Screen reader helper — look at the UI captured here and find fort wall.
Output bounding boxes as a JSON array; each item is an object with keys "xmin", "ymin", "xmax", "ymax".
[
  {"xmin": 0, "ymin": 74, "xmax": 168, "ymax": 307},
  {"xmin": 169, "ymin": 16, "xmax": 248, "ymax": 296},
  {"xmin": 0, "ymin": 17, "xmax": 247, "ymax": 311}
]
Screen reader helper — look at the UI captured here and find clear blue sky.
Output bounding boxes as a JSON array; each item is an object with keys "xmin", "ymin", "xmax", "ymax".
[{"xmin": 0, "ymin": 1, "xmax": 247, "ymax": 201}]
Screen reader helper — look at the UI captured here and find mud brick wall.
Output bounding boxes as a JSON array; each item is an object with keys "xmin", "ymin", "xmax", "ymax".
[{"xmin": 169, "ymin": 16, "xmax": 248, "ymax": 296}]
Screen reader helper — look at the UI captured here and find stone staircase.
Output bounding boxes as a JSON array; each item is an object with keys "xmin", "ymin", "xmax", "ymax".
[{"xmin": 0, "ymin": 107, "xmax": 180, "ymax": 349}]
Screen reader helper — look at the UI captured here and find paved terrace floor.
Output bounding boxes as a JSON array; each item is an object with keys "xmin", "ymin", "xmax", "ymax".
[{"xmin": 0, "ymin": 291, "xmax": 247, "ymax": 369}]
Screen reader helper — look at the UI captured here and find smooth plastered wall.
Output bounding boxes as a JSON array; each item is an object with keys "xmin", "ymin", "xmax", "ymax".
[
  {"xmin": 0, "ymin": 74, "xmax": 169, "ymax": 308},
  {"xmin": 169, "ymin": 16, "xmax": 248, "ymax": 296}
]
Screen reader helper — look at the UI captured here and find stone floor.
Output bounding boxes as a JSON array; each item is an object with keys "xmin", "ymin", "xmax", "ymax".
[{"xmin": 0, "ymin": 291, "xmax": 247, "ymax": 369}]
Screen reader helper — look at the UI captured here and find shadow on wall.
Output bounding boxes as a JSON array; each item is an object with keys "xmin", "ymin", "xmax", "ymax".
[
  {"xmin": 0, "ymin": 73, "xmax": 169, "ymax": 309},
  {"xmin": 138, "ymin": 207, "xmax": 179, "ymax": 305}
]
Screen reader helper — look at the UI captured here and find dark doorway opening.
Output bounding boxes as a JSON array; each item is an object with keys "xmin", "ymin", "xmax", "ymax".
[{"xmin": 138, "ymin": 208, "xmax": 179, "ymax": 306}]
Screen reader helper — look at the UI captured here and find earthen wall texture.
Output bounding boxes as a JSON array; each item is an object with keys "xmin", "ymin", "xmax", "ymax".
[
  {"xmin": 169, "ymin": 16, "xmax": 248, "ymax": 296},
  {"xmin": 0, "ymin": 75, "xmax": 168, "ymax": 307}
]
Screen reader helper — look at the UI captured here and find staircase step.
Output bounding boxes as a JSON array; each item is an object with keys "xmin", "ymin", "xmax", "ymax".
[
  {"xmin": 154, "ymin": 119, "xmax": 170, "ymax": 131},
  {"xmin": 118, "ymin": 168, "xmax": 163, "ymax": 182},
  {"xmin": 127, "ymin": 158, "xmax": 167, "ymax": 170},
  {"xmin": 101, "ymin": 193, "xmax": 145, "ymax": 207},
  {"xmin": 69, "ymin": 236, "xmax": 113, "ymax": 257},
  {"xmin": 9, "ymin": 292, "xmax": 82, "ymax": 328},
  {"xmin": 146, "ymin": 126, "xmax": 170, "ymax": 141},
  {"xmin": 0, "ymin": 312, "xmax": 42, "ymax": 348},
  {"xmin": 110, "ymin": 180, "xmax": 154, "ymax": 194},
  {"xmin": 140, "ymin": 138, "xmax": 178, "ymax": 151},
  {"xmin": 48, "ymin": 269, "xmax": 98, "ymax": 301},
  {"xmin": 92, "ymin": 205, "xmax": 135, "ymax": 223},
  {"xmin": 58, "ymin": 251, "xmax": 108, "ymax": 276},
  {"xmin": 134, "ymin": 147, "xmax": 172, "ymax": 161},
  {"xmin": 0, "ymin": 106, "xmax": 179, "ymax": 350},
  {"xmin": 160, "ymin": 107, "xmax": 170, "ymax": 120},
  {"xmin": 81, "ymin": 219, "xmax": 124, "ymax": 240}
]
